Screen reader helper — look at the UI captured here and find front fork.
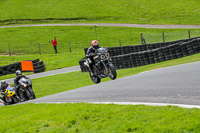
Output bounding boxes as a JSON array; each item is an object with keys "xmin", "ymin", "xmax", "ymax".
[{"xmin": 101, "ymin": 60, "xmax": 111, "ymax": 75}]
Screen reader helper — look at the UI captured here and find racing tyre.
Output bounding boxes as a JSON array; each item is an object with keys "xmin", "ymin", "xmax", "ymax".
[
  {"xmin": 89, "ymin": 71, "xmax": 101, "ymax": 84},
  {"xmin": 108, "ymin": 63, "xmax": 117, "ymax": 80},
  {"xmin": 29, "ymin": 89, "xmax": 36, "ymax": 99}
]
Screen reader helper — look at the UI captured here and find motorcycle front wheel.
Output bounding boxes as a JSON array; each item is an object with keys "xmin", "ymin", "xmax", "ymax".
[
  {"xmin": 89, "ymin": 71, "xmax": 101, "ymax": 84},
  {"xmin": 108, "ymin": 63, "xmax": 117, "ymax": 80},
  {"xmin": 29, "ymin": 88, "xmax": 36, "ymax": 99}
]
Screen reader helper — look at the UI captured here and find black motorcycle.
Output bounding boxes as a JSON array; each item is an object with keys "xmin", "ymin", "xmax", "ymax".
[
  {"xmin": 85, "ymin": 47, "xmax": 117, "ymax": 84},
  {"xmin": 18, "ymin": 77, "xmax": 36, "ymax": 101}
]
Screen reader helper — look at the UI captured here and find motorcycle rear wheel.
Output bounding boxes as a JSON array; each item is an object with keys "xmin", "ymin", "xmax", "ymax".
[
  {"xmin": 89, "ymin": 71, "xmax": 101, "ymax": 84},
  {"xmin": 108, "ymin": 63, "xmax": 117, "ymax": 80}
]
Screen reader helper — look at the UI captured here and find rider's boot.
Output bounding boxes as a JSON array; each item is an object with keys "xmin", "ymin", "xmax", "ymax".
[{"xmin": 15, "ymin": 88, "xmax": 24, "ymax": 102}]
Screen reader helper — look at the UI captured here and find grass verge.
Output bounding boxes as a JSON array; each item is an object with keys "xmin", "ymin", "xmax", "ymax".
[
  {"xmin": 0, "ymin": 103, "xmax": 200, "ymax": 132},
  {"xmin": 0, "ymin": 0, "xmax": 200, "ymax": 25}
]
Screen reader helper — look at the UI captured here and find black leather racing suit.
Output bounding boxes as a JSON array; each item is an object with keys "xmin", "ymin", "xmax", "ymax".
[
  {"xmin": 14, "ymin": 75, "xmax": 27, "ymax": 97},
  {"xmin": 86, "ymin": 46, "xmax": 102, "ymax": 72}
]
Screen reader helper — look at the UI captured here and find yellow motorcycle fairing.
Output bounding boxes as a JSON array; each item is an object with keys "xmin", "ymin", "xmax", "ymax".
[{"xmin": 0, "ymin": 90, "xmax": 16, "ymax": 98}]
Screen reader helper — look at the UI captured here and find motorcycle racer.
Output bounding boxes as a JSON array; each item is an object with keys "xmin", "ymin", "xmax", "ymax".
[
  {"xmin": 86, "ymin": 40, "xmax": 102, "ymax": 74},
  {"xmin": 0, "ymin": 80, "xmax": 19, "ymax": 103},
  {"xmin": 0, "ymin": 80, "xmax": 21, "ymax": 105},
  {"xmin": 0, "ymin": 80, "xmax": 8, "ymax": 103},
  {"xmin": 14, "ymin": 70, "xmax": 28, "ymax": 100}
]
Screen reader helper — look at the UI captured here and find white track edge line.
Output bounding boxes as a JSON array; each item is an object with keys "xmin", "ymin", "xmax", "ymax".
[
  {"xmin": 30, "ymin": 102, "xmax": 200, "ymax": 109},
  {"xmin": 30, "ymin": 69, "xmax": 80, "ymax": 79}
]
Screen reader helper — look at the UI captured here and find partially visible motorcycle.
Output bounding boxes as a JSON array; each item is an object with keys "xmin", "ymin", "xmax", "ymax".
[
  {"xmin": 0, "ymin": 85, "xmax": 20, "ymax": 105},
  {"xmin": 18, "ymin": 77, "xmax": 36, "ymax": 101},
  {"xmin": 84, "ymin": 47, "xmax": 117, "ymax": 84}
]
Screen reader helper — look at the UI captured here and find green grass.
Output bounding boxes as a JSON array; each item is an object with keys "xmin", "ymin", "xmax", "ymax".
[
  {"xmin": 0, "ymin": 26, "xmax": 199, "ymax": 79},
  {"xmin": 0, "ymin": 26, "xmax": 200, "ymax": 54},
  {"xmin": 0, "ymin": 26, "xmax": 199, "ymax": 78},
  {"xmin": 0, "ymin": 52, "xmax": 84, "ymax": 70},
  {"xmin": 0, "ymin": 103, "xmax": 200, "ymax": 133},
  {"xmin": 0, "ymin": 0, "xmax": 200, "ymax": 25},
  {"xmin": 0, "ymin": 52, "xmax": 84, "ymax": 80},
  {"xmin": 26, "ymin": 53, "xmax": 200, "ymax": 98}
]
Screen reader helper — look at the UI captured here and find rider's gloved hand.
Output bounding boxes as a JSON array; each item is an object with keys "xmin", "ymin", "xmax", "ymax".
[{"xmin": 89, "ymin": 53, "xmax": 94, "ymax": 56}]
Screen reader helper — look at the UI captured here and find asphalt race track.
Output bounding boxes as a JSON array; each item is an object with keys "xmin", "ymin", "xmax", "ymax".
[
  {"xmin": 23, "ymin": 61, "xmax": 200, "ymax": 107},
  {"xmin": 1, "ymin": 23, "xmax": 200, "ymax": 29},
  {"xmin": 5, "ymin": 66, "xmax": 80, "ymax": 84}
]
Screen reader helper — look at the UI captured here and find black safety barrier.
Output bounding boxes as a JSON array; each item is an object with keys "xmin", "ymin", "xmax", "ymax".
[
  {"xmin": 0, "ymin": 62, "xmax": 21, "ymax": 76},
  {"xmin": 0, "ymin": 58, "xmax": 45, "ymax": 76},
  {"xmin": 111, "ymin": 38, "xmax": 200, "ymax": 69},
  {"xmin": 84, "ymin": 37, "xmax": 199, "ymax": 57},
  {"xmin": 33, "ymin": 60, "xmax": 45, "ymax": 73}
]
